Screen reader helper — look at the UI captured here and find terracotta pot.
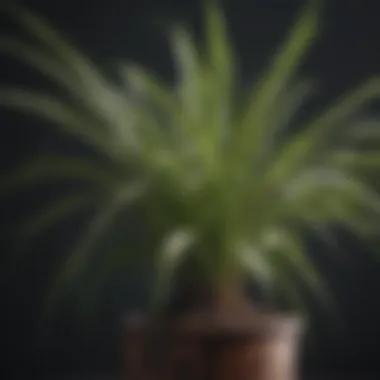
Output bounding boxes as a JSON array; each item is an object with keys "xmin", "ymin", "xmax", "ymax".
[{"xmin": 122, "ymin": 293, "xmax": 304, "ymax": 380}]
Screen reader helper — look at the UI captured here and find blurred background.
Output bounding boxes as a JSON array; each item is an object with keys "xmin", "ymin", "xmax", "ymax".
[{"xmin": 1, "ymin": 0, "xmax": 380, "ymax": 379}]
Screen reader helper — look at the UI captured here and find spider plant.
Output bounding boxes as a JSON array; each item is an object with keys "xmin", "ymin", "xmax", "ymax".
[{"xmin": 1, "ymin": 0, "xmax": 380, "ymax": 317}]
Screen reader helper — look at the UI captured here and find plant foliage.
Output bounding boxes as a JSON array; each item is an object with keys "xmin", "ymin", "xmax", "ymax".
[{"xmin": 1, "ymin": 0, "xmax": 380, "ymax": 315}]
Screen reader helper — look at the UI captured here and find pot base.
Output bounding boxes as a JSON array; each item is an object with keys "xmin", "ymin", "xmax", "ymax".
[{"xmin": 123, "ymin": 308, "xmax": 304, "ymax": 380}]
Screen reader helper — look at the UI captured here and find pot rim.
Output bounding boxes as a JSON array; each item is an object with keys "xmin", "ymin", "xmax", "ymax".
[{"xmin": 122, "ymin": 309, "xmax": 305, "ymax": 338}]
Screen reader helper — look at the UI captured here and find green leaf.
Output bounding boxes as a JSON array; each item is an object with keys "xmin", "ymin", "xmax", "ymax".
[
  {"xmin": 3, "ymin": 191, "xmax": 102, "ymax": 280},
  {"xmin": 3, "ymin": 4, "xmax": 139, "ymax": 143},
  {"xmin": 119, "ymin": 64, "xmax": 176, "ymax": 156},
  {"xmin": 169, "ymin": 23, "xmax": 218, "ymax": 167},
  {"xmin": 236, "ymin": 241, "xmax": 275, "ymax": 299},
  {"xmin": 120, "ymin": 63, "xmax": 172, "ymax": 110},
  {"xmin": 170, "ymin": 24, "xmax": 202, "ymax": 118},
  {"xmin": 236, "ymin": 0, "xmax": 321, "ymax": 169},
  {"xmin": 0, "ymin": 35, "xmax": 81, "ymax": 94},
  {"xmin": 265, "ymin": 228, "xmax": 339, "ymax": 321},
  {"xmin": 306, "ymin": 223, "xmax": 344, "ymax": 262},
  {"xmin": 280, "ymin": 168, "xmax": 380, "ymax": 235},
  {"xmin": 268, "ymin": 79, "xmax": 315, "ymax": 143},
  {"xmin": 0, "ymin": 154, "xmax": 124, "ymax": 199},
  {"xmin": 269, "ymin": 78, "xmax": 380, "ymax": 184},
  {"xmin": 332, "ymin": 150, "xmax": 380, "ymax": 170},
  {"xmin": 0, "ymin": 88, "xmax": 118, "ymax": 155},
  {"xmin": 346, "ymin": 118, "xmax": 380, "ymax": 141},
  {"xmin": 21, "ymin": 193, "xmax": 101, "ymax": 239},
  {"xmin": 247, "ymin": 80, "xmax": 314, "ymax": 190},
  {"xmin": 41, "ymin": 182, "xmax": 146, "ymax": 319},
  {"xmin": 152, "ymin": 228, "xmax": 197, "ymax": 312},
  {"xmin": 204, "ymin": 0, "xmax": 235, "ymax": 85},
  {"xmin": 203, "ymin": 0, "xmax": 236, "ymax": 150},
  {"xmin": 6, "ymin": 3, "xmax": 107, "ymax": 93},
  {"xmin": 278, "ymin": 231, "xmax": 326, "ymax": 294}
]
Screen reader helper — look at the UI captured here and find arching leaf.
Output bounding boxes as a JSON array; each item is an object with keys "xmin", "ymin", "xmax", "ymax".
[
  {"xmin": 3, "ymin": 191, "xmax": 103, "ymax": 279},
  {"xmin": 0, "ymin": 35, "xmax": 81, "ymax": 94},
  {"xmin": 152, "ymin": 228, "xmax": 197, "ymax": 312},
  {"xmin": 0, "ymin": 154, "xmax": 125, "ymax": 199},
  {"xmin": 0, "ymin": 88, "xmax": 119, "ymax": 156},
  {"xmin": 269, "ymin": 78, "xmax": 380, "ymax": 185},
  {"xmin": 41, "ymin": 181, "xmax": 146, "ymax": 319},
  {"xmin": 236, "ymin": 0, "xmax": 321, "ymax": 171}
]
